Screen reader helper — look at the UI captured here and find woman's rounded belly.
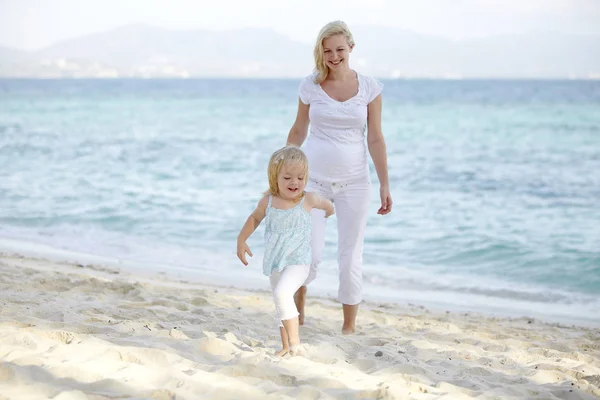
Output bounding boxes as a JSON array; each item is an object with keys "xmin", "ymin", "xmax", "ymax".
[{"xmin": 304, "ymin": 136, "xmax": 368, "ymax": 181}]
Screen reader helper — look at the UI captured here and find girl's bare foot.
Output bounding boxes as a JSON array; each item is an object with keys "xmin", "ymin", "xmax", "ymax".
[
  {"xmin": 275, "ymin": 348, "xmax": 289, "ymax": 357},
  {"xmin": 289, "ymin": 344, "xmax": 302, "ymax": 356},
  {"xmin": 294, "ymin": 286, "xmax": 307, "ymax": 325}
]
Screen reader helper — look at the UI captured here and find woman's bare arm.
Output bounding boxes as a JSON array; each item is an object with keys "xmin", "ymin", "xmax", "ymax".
[{"xmin": 286, "ymin": 99, "xmax": 310, "ymax": 146}]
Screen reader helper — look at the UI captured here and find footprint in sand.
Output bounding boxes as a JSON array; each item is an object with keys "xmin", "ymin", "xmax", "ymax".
[
  {"xmin": 0, "ymin": 364, "xmax": 15, "ymax": 383},
  {"xmin": 142, "ymin": 389, "xmax": 176, "ymax": 400},
  {"xmin": 351, "ymin": 358, "xmax": 381, "ymax": 372},
  {"xmin": 363, "ymin": 337, "xmax": 387, "ymax": 346},
  {"xmin": 117, "ymin": 351, "xmax": 143, "ymax": 365},
  {"xmin": 190, "ymin": 297, "xmax": 211, "ymax": 306},
  {"xmin": 44, "ymin": 331, "xmax": 76, "ymax": 344},
  {"xmin": 217, "ymin": 364, "xmax": 298, "ymax": 387},
  {"xmin": 169, "ymin": 328, "xmax": 190, "ymax": 339},
  {"xmin": 196, "ymin": 337, "xmax": 241, "ymax": 360}
]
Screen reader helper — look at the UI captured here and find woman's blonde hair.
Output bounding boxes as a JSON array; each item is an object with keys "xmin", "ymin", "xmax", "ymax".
[
  {"xmin": 266, "ymin": 146, "xmax": 309, "ymax": 196},
  {"xmin": 313, "ymin": 20, "xmax": 355, "ymax": 84}
]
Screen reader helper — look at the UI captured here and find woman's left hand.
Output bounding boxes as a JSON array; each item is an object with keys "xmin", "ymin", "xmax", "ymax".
[{"xmin": 378, "ymin": 185, "xmax": 392, "ymax": 215}]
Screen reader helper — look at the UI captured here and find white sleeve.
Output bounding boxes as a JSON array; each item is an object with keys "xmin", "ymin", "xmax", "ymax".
[
  {"xmin": 366, "ymin": 76, "xmax": 384, "ymax": 103},
  {"xmin": 298, "ymin": 76, "xmax": 312, "ymax": 105}
]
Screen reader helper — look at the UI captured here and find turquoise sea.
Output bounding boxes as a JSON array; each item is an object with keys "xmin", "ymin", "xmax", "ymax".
[{"xmin": 1, "ymin": 78, "xmax": 599, "ymax": 325}]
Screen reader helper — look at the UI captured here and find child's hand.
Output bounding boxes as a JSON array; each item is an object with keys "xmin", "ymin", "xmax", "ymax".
[
  {"xmin": 324, "ymin": 200, "xmax": 335, "ymax": 218},
  {"xmin": 237, "ymin": 241, "xmax": 253, "ymax": 266}
]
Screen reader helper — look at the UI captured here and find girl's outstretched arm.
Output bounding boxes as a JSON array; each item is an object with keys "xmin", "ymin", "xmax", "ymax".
[
  {"xmin": 237, "ymin": 195, "xmax": 268, "ymax": 265},
  {"xmin": 305, "ymin": 192, "xmax": 334, "ymax": 218}
]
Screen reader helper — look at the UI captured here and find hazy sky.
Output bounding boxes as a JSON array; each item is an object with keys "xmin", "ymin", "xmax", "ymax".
[{"xmin": 1, "ymin": 0, "xmax": 600, "ymax": 50}]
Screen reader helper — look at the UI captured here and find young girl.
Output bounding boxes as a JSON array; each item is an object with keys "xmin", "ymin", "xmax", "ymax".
[{"xmin": 237, "ymin": 145, "xmax": 334, "ymax": 357}]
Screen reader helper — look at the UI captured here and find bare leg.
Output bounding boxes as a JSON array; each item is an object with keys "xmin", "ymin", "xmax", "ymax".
[
  {"xmin": 275, "ymin": 326, "xmax": 289, "ymax": 357},
  {"xmin": 282, "ymin": 316, "xmax": 301, "ymax": 355},
  {"xmin": 342, "ymin": 303, "xmax": 359, "ymax": 335},
  {"xmin": 294, "ymin": 285, "xmax": 307, "ymax": 325}
]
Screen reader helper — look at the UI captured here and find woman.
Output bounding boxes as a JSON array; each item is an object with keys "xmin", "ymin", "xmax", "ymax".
[{"xmin": 286, "ymin": 20, "xmax": 392, "ymax": 334}]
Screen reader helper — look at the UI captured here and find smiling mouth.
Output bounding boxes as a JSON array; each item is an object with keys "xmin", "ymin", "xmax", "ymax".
[{"xmin": 329, "ymin": 59, "xmax": 342, "ymax": 65}]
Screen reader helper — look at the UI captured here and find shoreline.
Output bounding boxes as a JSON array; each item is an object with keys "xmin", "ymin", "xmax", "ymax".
[
  {"xmin": 0, "ymin": 251, "xmax": 599, "ymax": 399},
  {"xmin": 1, "ymin": 236, "xmax": 599, "ymax": 330}
]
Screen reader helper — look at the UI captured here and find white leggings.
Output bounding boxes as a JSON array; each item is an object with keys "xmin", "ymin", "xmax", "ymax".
[
  {"xmin": 305, "ymin": 177, "xmax": 371, "ymax": 305},
  {"xmin": 269, "ymin": 264, "xmax": 310, "ymax": 327}
]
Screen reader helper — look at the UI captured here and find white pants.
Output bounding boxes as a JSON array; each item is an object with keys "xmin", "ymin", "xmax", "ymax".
[
  {"xmin": 305, "ymin": 177, "xmax": 371, "ymax": 305},
  {"xmin": 269, "ymin": 264, "xmax": 310, "ymax": 328}
]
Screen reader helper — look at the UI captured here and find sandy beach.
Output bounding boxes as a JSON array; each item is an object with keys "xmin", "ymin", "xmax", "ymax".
[{"xmin": 0, "ymin": 252, "xmax": 599, "ymax": 400}]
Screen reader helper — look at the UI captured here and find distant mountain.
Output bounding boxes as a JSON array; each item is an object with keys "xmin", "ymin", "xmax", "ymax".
[
  {"xmin": 34, "ymin": 24, "xmax": 312, "ymax": 77},
  {"xmin": 0, "ymin": 46, "xmax": 33, "ymax": 76},
  {"xmin": 349, "ymin": 27, "xmax": 600, "ymax": 78},
  {"xmin": 0, "ymin": 46, "xmax": 28, "ymax": 60},
  {"xmin": 0, "ymin": 24, "xmax": 598, "ymax": 78}
]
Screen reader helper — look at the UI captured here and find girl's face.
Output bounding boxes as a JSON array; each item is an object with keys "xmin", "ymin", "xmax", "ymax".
[
  {"xmin": 277, "ymin": 162, "xmax": 306, "ymax": 200},
  {"xmin": 322, "ymin": 34, "xmax": 352, "ymax": 70}
]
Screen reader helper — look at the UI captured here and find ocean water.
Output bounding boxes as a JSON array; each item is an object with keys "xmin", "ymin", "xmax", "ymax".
[{"xmin": 1, "ymin": 78, "xmax": 599, "ymax": 325}]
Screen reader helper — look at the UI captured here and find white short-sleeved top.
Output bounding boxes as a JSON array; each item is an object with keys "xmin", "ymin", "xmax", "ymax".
[{"xmin": 298, "ymin": 71, "xmax": 383, "ymax": 182}]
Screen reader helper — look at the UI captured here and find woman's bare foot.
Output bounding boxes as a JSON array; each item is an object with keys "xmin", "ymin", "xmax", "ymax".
[
  {"xmin": 341, "ymin": 325, "xmax": 355, "ymax": 335},
  {"xmin": 342, "ymin": 303, "xmax": 359, "ymax": 334},
  {"xmin": 294, "ymin": 286, "xmax": 307, "ymax": 325},
  {"xmin": 275, "ymin": 347, "xmax": 289, "ymax": 357}
]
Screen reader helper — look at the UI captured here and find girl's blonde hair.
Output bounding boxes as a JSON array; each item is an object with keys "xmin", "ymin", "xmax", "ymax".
[
  {"xmin": 266, "ymin": 146, "xmax": 309, "ymax": 196},
  {"xmin": 313, "ymin": 20, "xmax": 355, "ymax": 84}
]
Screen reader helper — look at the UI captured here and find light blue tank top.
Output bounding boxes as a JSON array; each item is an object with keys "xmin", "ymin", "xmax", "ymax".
[{"xmin": 263, "ymin": 195, "xmax": 312, "ymax": 276}]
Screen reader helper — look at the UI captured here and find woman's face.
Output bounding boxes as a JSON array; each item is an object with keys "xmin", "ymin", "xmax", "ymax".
[{"xmin": 322, "ymin": 34, "xmax": 352, "ymax": 70}]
